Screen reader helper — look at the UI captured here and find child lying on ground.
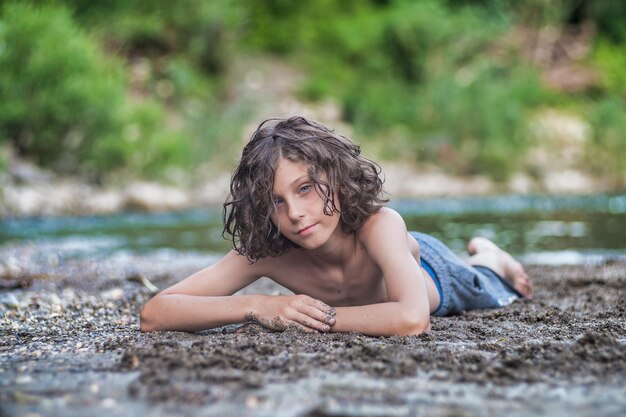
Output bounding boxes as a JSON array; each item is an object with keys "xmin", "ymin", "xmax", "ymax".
[{"xmin": 140, "ymin": 116, "xmax": 531, "ymax": 336}]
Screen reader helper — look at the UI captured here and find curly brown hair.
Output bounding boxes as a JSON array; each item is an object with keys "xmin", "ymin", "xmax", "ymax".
[{"xmin": 223, "ymin": 116, "xmax": 387, "ymax": 262}]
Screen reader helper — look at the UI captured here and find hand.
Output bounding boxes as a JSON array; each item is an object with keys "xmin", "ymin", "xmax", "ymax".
[{"xmin": 246, "ymin": 294, "xmax": 336, "ymax": 333}]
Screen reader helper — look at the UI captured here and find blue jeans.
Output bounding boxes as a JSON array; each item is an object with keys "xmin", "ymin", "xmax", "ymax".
[{"xmin": 410, "ymin": 232, "xmax": 522, "ymax": 317}]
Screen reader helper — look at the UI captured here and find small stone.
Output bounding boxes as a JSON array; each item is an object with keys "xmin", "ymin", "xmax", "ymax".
[
  {"xmin": 13, "ymin": 391, "xmax": 40, "ymax": 405},
  {"xmin": 245, "ymin": 395, "xmax": 260, "ymax": 408},
  {"xmin": 124, "ymin": 182, "xmax": 190, "ymax": 212},
  {"xmin": 16, "ymin": 375, "xmax": 33, "ymax": 384},
  {"xmin": 0, "ymin": 256, "xmax": 22, "ymax": 277},
  {"xmin": 0, "ymin": 293, "xmax": 19, "ymax": 309},
  {"xmin": 101, "ymin": 398, "xmax": 117, "ymax": 408},
  {"xmin": 48, "ymin": 293, "xmax": 62, "ymax": 308},
  {"xmin": 101, "ymin": 288, "xmax": 124, "ymax": 300},
  {"xmin": 130, "ymin": 355, "xmax": 140, "ymax": 369}
]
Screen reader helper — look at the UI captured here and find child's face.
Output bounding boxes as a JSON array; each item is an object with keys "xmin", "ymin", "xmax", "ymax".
[{"xmin": 271, "ymin": 157, "xmax": 341, "ymax": 250}]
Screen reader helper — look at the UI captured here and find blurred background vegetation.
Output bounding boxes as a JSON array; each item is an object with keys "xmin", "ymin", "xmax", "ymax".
[{"xmin": 0, "ymin": 0, "xmax": 625, "ymax": 188}]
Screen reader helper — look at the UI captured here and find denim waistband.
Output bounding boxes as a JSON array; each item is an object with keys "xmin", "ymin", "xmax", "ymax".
[{"xmin": 420, "ymin": 258, "xmax": 443, "ymax": 315}]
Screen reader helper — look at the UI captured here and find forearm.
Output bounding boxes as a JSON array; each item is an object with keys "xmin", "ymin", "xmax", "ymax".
[
  {"xmin": 140, "ymin": 293, "xmax": 263, "ymax": 332},
  {"xmin": 332, "ymin": 302, "xmax": 430, "ymax": 337}
]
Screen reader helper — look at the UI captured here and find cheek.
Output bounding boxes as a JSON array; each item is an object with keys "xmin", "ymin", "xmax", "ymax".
[
  {"xmin": 269, "ymin": 208, "xmax": 280, "ymax": 227},
  {"xmin": 303, "ymin": 189, "xmax": 323, "ymax": 206},
  {"xmin": 270, "ymin": 208, "xmax": 290, "ymax": 232}
]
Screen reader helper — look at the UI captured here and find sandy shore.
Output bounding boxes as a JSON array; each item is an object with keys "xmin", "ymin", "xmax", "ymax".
[{"xmin": 0, "ymin": 245, "xmax": 625, "ymax": 417}]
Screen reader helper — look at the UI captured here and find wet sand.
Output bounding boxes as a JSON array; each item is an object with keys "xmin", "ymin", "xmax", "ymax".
[{"xmin": 1, "ymin": 246, "xmax": 625, "ymax": 417}]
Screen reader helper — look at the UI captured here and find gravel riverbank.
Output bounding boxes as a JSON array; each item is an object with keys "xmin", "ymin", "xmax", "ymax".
[{"xmin": 1, "ymin": 244, "xmax": 625, "ymax": 417}]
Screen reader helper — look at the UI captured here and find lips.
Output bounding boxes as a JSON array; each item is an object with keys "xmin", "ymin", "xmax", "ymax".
[{"xmin": 297, "ymin": 223, "xmax": 317, "ymax": 235}]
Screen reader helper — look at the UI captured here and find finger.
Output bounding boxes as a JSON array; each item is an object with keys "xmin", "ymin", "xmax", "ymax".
[
  {"xmin": 299, "ymin": 305, "xmax": 336, "ymax": 326},
  {"xmin": 300, "ymin": 295, "xmax": 336, "ymax": 316},
  {"xmin": 291, "ymin": 312, "xmax": 331, "ymax": 332},
  {"xmin": 318, "ymin": 300, "xmax": 336, "ymax": 316},
  {"xmin": 265, "ymin": 317, "xmax": 318, "ymax": 333},
  {"xmin": 282, "ymin": 318, "xmax": 319, "ymax": 333},
  {"xmin": 519, "ymin": 282, "xmax": 532, "ymax": 299}
]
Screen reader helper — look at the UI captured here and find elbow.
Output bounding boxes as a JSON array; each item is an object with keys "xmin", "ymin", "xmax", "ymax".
[
  {"xmin": 395, "ymin": 310, "xmax": 430, "ymax": 336},
  {"xmin": 139, "ymin": 299, "xmax": 160, "ymax": 332}
]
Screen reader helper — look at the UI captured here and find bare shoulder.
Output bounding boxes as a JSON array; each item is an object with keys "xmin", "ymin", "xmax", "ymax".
[
  {"xmin": 356, "ymin": 207, "xmax": 409, "ymax": 252},
  {"xmin": 357, "ymin": 207, "xmax": 421, "ymax": 258},
  {"xmin": 358, "ymin": 207, "xmax": 407, "ymax": 240}
]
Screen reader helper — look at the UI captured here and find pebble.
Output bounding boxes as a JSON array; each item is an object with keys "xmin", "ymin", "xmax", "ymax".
[
  {"xmin": 245, "ymin": 395, "xmax": 260, "ymax": 408},
  {"xmin": 0, "ymin": 256, "xmax": 22, "ymax": 276},
  {"xmin": 101, "ymin": 288, "xmax": 124, "ymax": 300},
  {"xmin": 16, "ymin": 375, "xmax": 33, "ymax": 384},
  {"xmin": 61, "ymin": 288, "xmax": 76, "ymax": 299},
  {"xmin": 0, "ymin": 293, "xmax": 19, "ymax": 308},
  {"xmin": 125, "ymin": 182, "xmax": 190, "ymax": 212},
  {"xmin": 13, "ymin": 391, "xmax": 40, "ymax": 404},
  {"xmin": 101, "ymin": 398, "xmax": 117, "ymax": 408}
]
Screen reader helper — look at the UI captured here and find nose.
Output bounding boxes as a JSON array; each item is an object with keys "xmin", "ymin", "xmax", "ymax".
[{"xmin": 287, "ymin": 200, "xmax": 304, "ymax": 222}]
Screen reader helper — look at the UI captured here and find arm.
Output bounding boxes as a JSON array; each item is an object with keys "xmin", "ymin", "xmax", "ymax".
[
  {"xmin": 331, "ymin": 208, "xmax": 432, "ymax": 336},
  {"xmin": 139, "ymin": 250, "xmax": 260, "ymax": 332},
  {"xmin": 140, "ymin": 250, "xmax": 335, "ymax": 333}
]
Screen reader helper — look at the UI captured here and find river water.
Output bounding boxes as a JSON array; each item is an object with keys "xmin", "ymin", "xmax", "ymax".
[{"xmin": 1, "ymin": 193, "xmax": 625, "ymax": 265}]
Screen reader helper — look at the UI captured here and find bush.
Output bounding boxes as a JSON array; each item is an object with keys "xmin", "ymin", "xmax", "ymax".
[
  {"xmin": 0, "ymin": 2, "xmax": 126, "ymax": 173},
  {"xmin": 593, "ymin": 39, "xmax": 626, "ymax": 97},
  {"xmin": 243, "ymin": 0, "xmax": 371, "ymax": 54},
  {"xmin": 415, "ymin": 66, "xmax": 547, "ymax": 179},
  {"xmin": 57, "ymin": 0, "xmax": 240, "ymax": 78},
  {"xmin": 586, "ymin": 97, "xmax": 626, "ymax": 188},
  {"xmin": 85, "ymin": 101, "xmax": 195, "ymax": 179},
  {"xmin": 2, "ymin": 0, "xmax": 625, "ymax": 187},
  {"xmin": 294, "ymin": 0, "xmax": 543, "ymax": 180},
  {"xmin": 587, "ymin": 1, "xmax": 626, "ymax": 43}
]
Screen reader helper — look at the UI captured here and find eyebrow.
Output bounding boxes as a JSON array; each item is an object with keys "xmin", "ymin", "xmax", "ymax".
[
  {"xmin": 289, "ymin": 175, "xmax": 310, "ymax": 187},
  {"xmin": 272, "ymin": 175, "xmax": 310, "ymax": 198}
]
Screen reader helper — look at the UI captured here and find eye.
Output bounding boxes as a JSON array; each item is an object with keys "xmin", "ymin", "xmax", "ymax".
[
  {"xmin": 273, "ymin": 197, "xmax": 284, "ymax": 206},
  {"xmin": 299, "ymin": 184, "xmax": 311, "ymax": 194}
]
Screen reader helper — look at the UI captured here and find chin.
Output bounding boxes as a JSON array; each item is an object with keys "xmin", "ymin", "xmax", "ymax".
[{"xmin": 294, "ymin": 236, "xmax": 326, "ymax": 250}]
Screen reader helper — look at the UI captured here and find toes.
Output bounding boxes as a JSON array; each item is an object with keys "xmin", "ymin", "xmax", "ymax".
[
  {"xmin": 467, "ymin": 237, "xmax": 490, "ymax": 255},
  {"xmin": 510, "ymin": 265, "xmax": 532, "ymax": 299},
  {"xmin": 467, "ymin": 239, "xmax": 478, "ymax": 256},
  {"xmin": 517, "ymin": 281, "xmax": 532, "ymax": 299}
]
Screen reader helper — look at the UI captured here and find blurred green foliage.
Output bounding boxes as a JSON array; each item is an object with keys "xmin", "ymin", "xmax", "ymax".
[
  {"xmin": 0, "ymin": 0, "xmax": 625, "ymax": 186},
  {"xmin": 257, "ymin": 0, "xmax": 547, "ymax": 178},
  {"xmin": 593, "ymin": 39, "xmax": 626, "ymax": 97},
  {"xmin": 587, "ymin": 97, "xmax": 626, "ymax": 188},
  {"xmin": 0, "ymin": 3, "xmax": 126, "ymax": 174}
]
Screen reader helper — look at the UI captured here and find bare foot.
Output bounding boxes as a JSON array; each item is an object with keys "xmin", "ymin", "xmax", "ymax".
[{"xmin": 467, "ymin": 237, "xmax": 532, "ymax": 298}]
